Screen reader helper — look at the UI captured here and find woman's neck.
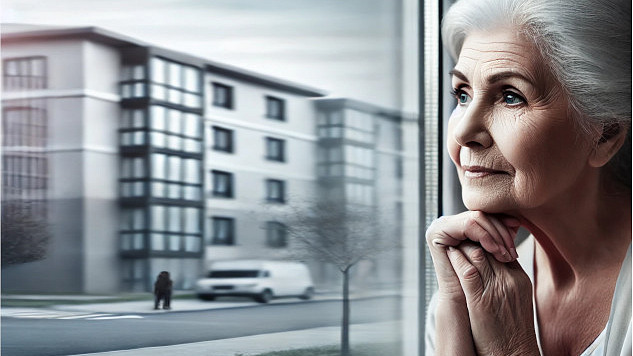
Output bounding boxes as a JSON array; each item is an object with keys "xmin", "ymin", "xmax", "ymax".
[{"xmin": 518, "ymin": 176, "xmax": 631, "ymax": 289}]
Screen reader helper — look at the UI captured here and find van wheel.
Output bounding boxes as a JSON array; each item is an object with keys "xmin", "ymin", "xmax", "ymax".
[
  {"xmin": 299, "ymin": 287, "xmax": 314, "ymax": 300},
  {"xmin": 256, "ymin": 289, "xmax": 273, "ymax": 303}
]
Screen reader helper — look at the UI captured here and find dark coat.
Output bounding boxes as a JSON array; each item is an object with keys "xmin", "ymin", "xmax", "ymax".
[{"xmin": 154, "ymin": 271, "xmax": 173, "ymax": 295}]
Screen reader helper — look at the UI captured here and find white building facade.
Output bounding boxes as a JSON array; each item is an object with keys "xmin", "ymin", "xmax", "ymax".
[{"xmin": 1, "ymin": 24, "xmax": 409, "ymax": 293}]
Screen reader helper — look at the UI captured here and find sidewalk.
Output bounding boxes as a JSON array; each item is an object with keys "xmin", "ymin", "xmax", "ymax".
[
  {"xmin": 2, "ymin": 290, "xmax": 402, "ymax": 356},
  {"xmin": 69, "ymin": 321, "xmax": 401, "ymax": 356}
]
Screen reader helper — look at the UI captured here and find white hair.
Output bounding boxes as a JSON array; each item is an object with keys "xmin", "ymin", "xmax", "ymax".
[{"xmin": 442, "ymin": 0, "xmax": 631, "ymax": 187}]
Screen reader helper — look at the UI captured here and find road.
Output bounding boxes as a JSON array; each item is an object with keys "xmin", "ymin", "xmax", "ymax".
[{"xmin": 1, "ymin": 296, "xmax": 401, "ymax": 356}]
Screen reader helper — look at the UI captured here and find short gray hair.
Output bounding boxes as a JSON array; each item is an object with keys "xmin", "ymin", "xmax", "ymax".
[{"xmin": 442, "ymin": 0, "xmax": 631, "ymax": 187}]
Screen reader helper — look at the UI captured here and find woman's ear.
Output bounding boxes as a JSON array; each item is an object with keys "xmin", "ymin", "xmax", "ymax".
[{"xmin": 589, "ymin": 123, "xmax": 628, "ymax": 167}]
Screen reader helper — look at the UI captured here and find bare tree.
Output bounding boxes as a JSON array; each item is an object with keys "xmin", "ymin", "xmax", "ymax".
[
  {"xmin": 284, "ymin": 200, "xmax": 399, "ymax": 356},
  {"xmin": 1, "ymin": 200, "xmax": 50, "ymax": 268}
]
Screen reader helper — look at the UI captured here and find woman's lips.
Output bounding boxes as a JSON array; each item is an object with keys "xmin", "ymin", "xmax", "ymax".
[{"xmin": 462, "ymin": 165, "xmax": 506, "ymax": 178}]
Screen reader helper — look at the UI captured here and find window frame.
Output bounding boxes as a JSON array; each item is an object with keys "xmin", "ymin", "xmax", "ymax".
[
  {"xmin": 265, "ymin": 221, "xmax": 288, "ymax": 248},
  {"xmin": 211, "ymin": 216, "xmax": 235, "ymax": 245},
  {"xmin": 212, "ymin": 126, "xmax": 234, "ymax": 153},
  {"xmin": 212, "ymin": 82, "xmax": 234, "ymax": 109},
  {"xmin": 265, "ymin": 179, "xmax": 285, "ymax": 203},
  {"xmin": 265, "ymin": 95, "xmax": 285, "ymax": 121},
  {"xmin": 211, "ymin": 170, "xmax": 234, "ymax": 198},
  {"xmin": 265, "ymin": 137, "xmax": 285, "ymax": 162}
]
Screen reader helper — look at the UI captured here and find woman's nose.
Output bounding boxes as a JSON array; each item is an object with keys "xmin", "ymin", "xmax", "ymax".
[{"xmin": 452, "ymin": 104, "xmax": 493, "ymax": 149}]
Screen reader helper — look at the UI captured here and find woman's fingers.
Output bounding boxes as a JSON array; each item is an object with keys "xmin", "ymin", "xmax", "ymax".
[
  {"xmin": 427, "ymin": 211, "xmax": 518, "ymax": 262},
  {"xmin": 446, "ymin": 244, "xmax": 491, "ymax": 299}
]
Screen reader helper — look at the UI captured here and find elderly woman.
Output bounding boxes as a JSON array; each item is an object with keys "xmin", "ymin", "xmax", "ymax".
[{"xmin": 425, "ymin": 0, "xmax": 631, "ymax": 355}]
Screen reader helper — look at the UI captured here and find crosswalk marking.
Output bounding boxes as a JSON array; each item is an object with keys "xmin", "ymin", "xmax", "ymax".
[
  {"xmin": 89, "ymin": 315, "xmax": 143, "ymax": 320},
  {"xmin": 3, "ymin": 310, "xmax": 144, "ymax": 320},
  {"xmin": 58, "ymin": 313, "xmax": 113, "ymax": 320}
]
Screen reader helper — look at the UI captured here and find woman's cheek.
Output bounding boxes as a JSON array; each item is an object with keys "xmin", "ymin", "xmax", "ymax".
[{"xmin": 446, "ymin": 108, "xmax": 462, "ymax": 166}]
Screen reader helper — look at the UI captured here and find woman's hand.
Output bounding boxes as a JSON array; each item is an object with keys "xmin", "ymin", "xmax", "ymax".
[
  {"xmin": 426, "ymin": 211, "xmax": 520, "ymax": 356},
  {"xmin": 425, "ymin": 211, "xmax": 520, "ymax": 355},
  {"xmin": 447, "ymin": 242, "xmax": 540, "ymax": 356}
]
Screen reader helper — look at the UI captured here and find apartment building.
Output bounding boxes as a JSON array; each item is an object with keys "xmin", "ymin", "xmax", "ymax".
[{"xmin": 1, "ymin": 24, "xmax": 408, "ymax": 293}]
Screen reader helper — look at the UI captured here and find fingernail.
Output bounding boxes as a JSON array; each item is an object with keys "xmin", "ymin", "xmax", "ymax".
[
  {"xmin": 511, "ymin": 248, "xmax": 518, "ymax": 259},
  {"xmin": 448, "ymin": 246, "xmax": 456, "ymax": 252}
]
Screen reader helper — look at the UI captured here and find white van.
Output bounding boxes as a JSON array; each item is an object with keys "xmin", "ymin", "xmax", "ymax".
[{"xmin": 195, "ymin": 260, "xmax": 315, "ymax": 303}]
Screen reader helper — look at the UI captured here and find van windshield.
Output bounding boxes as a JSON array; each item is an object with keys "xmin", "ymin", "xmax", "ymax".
[{"xmin": 208, "ymin": 270, "xmax": 261, "ymax": 278}]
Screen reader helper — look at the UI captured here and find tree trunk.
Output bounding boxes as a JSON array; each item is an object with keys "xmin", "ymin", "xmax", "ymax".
[{"xmin": 341, "ymin": 267, "xmax": 351, "ymax": 356}]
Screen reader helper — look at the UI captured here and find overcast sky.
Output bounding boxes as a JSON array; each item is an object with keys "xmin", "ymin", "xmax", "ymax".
[{"xmin": 2, "ymin": 0, "xmax": 415, "ymax": 111}]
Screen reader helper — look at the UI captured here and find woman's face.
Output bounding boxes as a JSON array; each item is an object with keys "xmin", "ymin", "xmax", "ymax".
[{"xmin": 448, "ymin": 29, "xmax": 594, "ymax": 213}]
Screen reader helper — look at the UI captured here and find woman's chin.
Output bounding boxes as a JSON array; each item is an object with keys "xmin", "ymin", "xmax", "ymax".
[{"xmin": 462, "ymin": 193, "xmax": 513, "ymax": 213}]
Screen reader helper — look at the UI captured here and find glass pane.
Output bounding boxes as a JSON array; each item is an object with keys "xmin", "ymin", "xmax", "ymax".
[
  {"xmin": 168, "ymin": 155, "xmax": 181, "ymax": 181},
  {"xmin": 151, "ymin": 106, "xmax": 167, "ymax": 131},
  {"xmin": 151, "ymin": 234, "xmax": 165, "ymax": 251},
  {"xmin": 168, "ymin": 62, "xmax": 182, "ymax": 87},
  {"xmin": 152, "ymin": 154, "xmax": 166, "ymax": 179},
  {"xmin": 151, "ymin": 57, "xmax": 166, "ymax": 84},
  {"xmin": 169, "ymin": 235, "xmax": 180, "ymax": 251},
  {"xmin": 151, "ymin": 205, "xmax": 165, "ymax": 230},
  {"xmin": 168, "ymin": 206, "xmax": 181, "ymax": 232}
]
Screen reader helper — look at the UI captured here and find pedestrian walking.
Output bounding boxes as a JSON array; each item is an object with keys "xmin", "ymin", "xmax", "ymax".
[{"xmin": 154, "ymin": 271, "xmax": 173, "ymax": 310}]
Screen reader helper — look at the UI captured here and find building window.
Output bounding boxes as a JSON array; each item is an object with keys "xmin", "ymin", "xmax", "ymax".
[
  {"xmin": 212, "ymin": 82, "xmax": 233, "ymax": 109},
  {"xmin": 3, "ymin": 56, "xmax": 47, "ymax": 91},
  {"xmin": 213, "ymin": 126, "xmax": 233, "ymax": 153},
  {"xmin": 265, "ymin": 137, "xmax": 285, "ymax": 162},
  {"xmin": 149, "ymin": 57, "xmax": 202, "ymax": 109},
  {"xmin": 211, "ymin": 217, "xmax": 235, "ymax": 245},
  {"xmin": 265, "ymin": 179, "xmax": 285, "ymax": 203},
  {"xmin": 265, "ymin": 96, "xmax": 285, "ymax": 121},
  {"xmin": 266, "ymin": 221, "xmax": 287, "ymax": 248},
  {"xmin": 212, "ymin": 170, "xmax": 233, "ymax": 198}
]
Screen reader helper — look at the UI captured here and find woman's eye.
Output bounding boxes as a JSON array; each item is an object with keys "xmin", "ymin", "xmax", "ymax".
[
  {"xmin": 451, "ymin": 88, "xmax": 471, "ymax": 105},
  {"xmin": 503, "ymin": 92, "xmax": 524, "ymax": 105}
]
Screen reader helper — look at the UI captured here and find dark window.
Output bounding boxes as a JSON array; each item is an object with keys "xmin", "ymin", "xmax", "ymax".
[
  {"xmin": 265, "ymin": 137, "xmax": 285, "ymax": 162},
  {"xmin": 211, "ymin": 217, "xmax": 234, "ymax": 245},
  {"xmin": 265, "ymin": 96, "xmax": 285, "ymax": 121},
  {"xmin": 208, "ymin": 270, "xmax": 261, "ymax": 278},
  {"xmin": 212, "ymin": 82, "xmax": 233, "ymax": 109},
  {"xmin": 265, "ymin": 179, "xmax": 285, "ymax": 203},
  {"xmin": 213, "ymin": 126, "xmax": 234, "ymax": 153},
  {"xmin": 3, "ymin": 57, "xmax": 47, "ymax": 90},
  {"xmin": 266, "ymin": 221, "xmax": 287, "ymax": 248},
  {"xmin": 212, "ymin": 170, "xmax": 233, "ymax": 198}
]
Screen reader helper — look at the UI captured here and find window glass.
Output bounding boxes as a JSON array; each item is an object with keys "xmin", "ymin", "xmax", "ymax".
[
  {"xmin": 213, "ymin": 126, "xmax": 233, "ymax": 152},
  {"xmin": 168, "ymin": 235, "xmax": 180, "ymax": 251},
  {"xmin": 185, "ymin": 236, "xmax": 201, "ymax": 252},
  {"xmin": 266, "ymin": 221, "xmax": 287, "ymax": 248},
  {"xmin": 151, "ymin": 57, "xmax": 166, "ymax": 84},
  {"xmin": 184, "ymin": 67, "xmax": 199, "ymax": 92},
  {"xmin": 265, "ymin": 137, "xmax": 285, "ymax": 162},
  {"xmin": 184, "ymin": 207, "xmax": 200, "ymax": 233},
  {"xmin": 212, "ymin": 217, "xmax": 234, "ymax": 245},
  {"xmin": 266, "ymin": 179, "xmax": 285, "ymax": 203},
  {"xmin": 213, "ymin": 83, "xmax": 233, "ymax": 109},
  {"xmin": 152, "ymin": 154, "xmax": 166, "ymax": 179},
  {"xmin": 151, "ymin": 106, "xmax": 167, "ymax": 131},
  {"xmin": 151, "ymin": 234, "xmax": 165, "ymax": 251},
  {"xmin": 151, "ymin": 205, "xmax": 166, "ymax": 230},
  {"xmin": 212, "ymin": 170, "xmax": 233, "ymax": 198},
  {"xmin": 168, "ymin": 206, "xmax": 181, "ymax": 232},
  {"xmin": 167, "ymin": 155, "xmax": 181, "ymax": 181},
  {"xmin": 265, "ymin": 96, "xmax": 285, "ymax": 120}
]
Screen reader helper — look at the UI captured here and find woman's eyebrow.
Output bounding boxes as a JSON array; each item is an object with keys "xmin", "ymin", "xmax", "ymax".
[
  {"xmin": 487, "ymin": 71, "xmax": 534, "ymax": 86},
  {"xmin": 449, "ymin": 68, "xmax": 468, "ymax": 82}
]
